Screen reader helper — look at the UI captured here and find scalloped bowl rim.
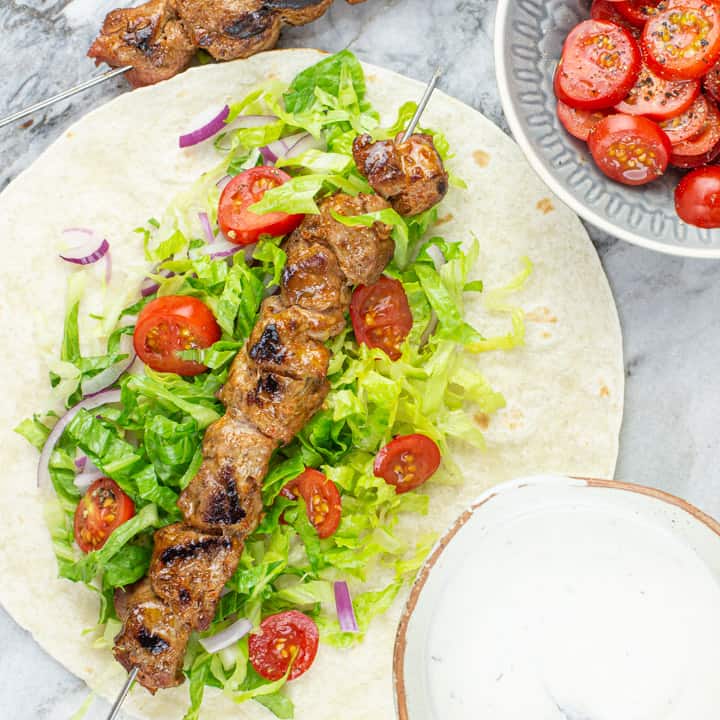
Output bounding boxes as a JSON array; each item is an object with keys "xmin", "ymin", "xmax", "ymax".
[{"xmin": 494, "ymin": 0, "xmax": 720, "ymax": 260}]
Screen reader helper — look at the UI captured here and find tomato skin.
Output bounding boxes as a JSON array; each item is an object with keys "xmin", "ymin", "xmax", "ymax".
[
  {"xmin": 249, "ymin": 611, "xmax": 319, "ymax": 682},
  {"xmin": 218, "ymin": 167, "xmax": 303, "ymax": 245},
  {"xmin": 659, "ymin": 93, "xmax": 710, "ymax": 143},
  {"xmin": 588, "ymin": 113, "xmax": 672, "ymax": 185},
  {"xmin": 675, "ymin": 166, "xmax": 720, "ymax": 226},
  {"xmin": 554, "ymin": 20, "xmax": 642, "ymax": 110},
  {"xmin": 704, "ymin": 65, "xmax": 720, "ymax": 103},
  {"xmin": 591, "ymin": 0, "xmax": 640, "ymax": 34},
  {"xmin": 282, "ymin": 468, "xmax": 342, "ymax": 539},
  {"xmin": 373, "ymin": 434, "xmax": 441, "ymax": 494},
  {"xmin": 616, "ymin": 0, "xmax": 663, "ymax": 26},
  {"xmin": 614, "ymin": 65, "xmax": 700, "ymax": 120},
  {"xmin": 350, "ymin": 276, "xmax": 413, "ymax": 361},
  {"xmin": 557, "ymin": 101, "xmax": 611, "ymax": 141},
  {"xmin": 670, "ymin": 98, "xmax": 720, "ymax": 165},
  {"xmin": 643, "ymin": 3, "xmax": 720, "ymax": 81},
  {"xmin": 134, "ymin": 295, "xmax": 221, "ymax": 376},
  {"xmin": 74, "ymin": 478, "xmax": 135, "ymax": 553}
]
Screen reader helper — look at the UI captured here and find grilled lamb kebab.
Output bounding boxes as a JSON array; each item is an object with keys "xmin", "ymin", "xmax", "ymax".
[
  {"xmin": 88, "ymin": 0, "xmax": 367, "ymax": 88},
  {"xmin": 113, "ymin": 192, "xmax": 393, "ymax": 691}
]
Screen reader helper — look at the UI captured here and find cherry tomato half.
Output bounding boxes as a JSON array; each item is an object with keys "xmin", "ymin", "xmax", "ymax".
[
  {"xmin": 675, "ymin": 166, "xmax": 720, "ymax": 227},
  {"xmin": 554, "ymin": 20, "xmax": 642, "ymax": 110},
  {"xmin": 249, "ymin": 611, "xmax": 319, "ymax": 682},
  {"xmin": 74, "ymin": 478, "xmax": 135, "ymax": 553},
  {"xmin": 591, "ymin": 0, "xmax": 639, "ymax": 35},
  {"xmin": 557, "ymin": 101, "xmax": 611, "ymax": 141},
  {"xmin": 659, "ymin": 93, "xmax": 710, "ymax": 143},
  {"xmin": 643, "ymin": 3, "xmax": 720, "ymax": 80},
  {"xmin": 218, "ymin": 167, "xmax": 303, "ymax": 245},
  {"xmin": 134, "ymin": 295, "xmax": 221, "ymax": 376},
  {"xmin": 588, "ymin": 113, "xmax": 672, "ymax": 185},
  {"xmin": 614, "ymin": 65, "xmax": 700, "ymax": 120},
  {"xmin": 704, "ymin": 65, "xmax": 720, "ymax": 103},
  {"xmin": 670, "ymin": 98, "xmax": 720, "ymax": 166},
  {"xmin": 350, "ymin": 276, "xmax": 413, "ymax": 361},
  {"xmin": 373, "ymin": 434, "xmax": 441, "ymax": 494},
  {"xmin": 615, "ymin": 0, "xmax": 664, "ymax": 26},
  {"xmin": 282, "ymin": 468, "xmax": 342, "ymax": 539}
]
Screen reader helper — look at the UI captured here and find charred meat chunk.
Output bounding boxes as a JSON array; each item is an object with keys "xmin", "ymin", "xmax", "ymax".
[
  {"xmin": 266, "ymin": 0, "xmax": 334, "ymax": 25},
  {"xmin": 87, "ymin": 0, "xmax": 195, "ymax": 88},
  {"xmin": 353, "ymin": 133, "xmax": 449, "ymax": 216},
  {"xmin": 219, "ymin": 349, "xmax": 329, "ymax": 444},
  {"xmin": 174, "ymin": 0, "xmax": 282, "ymax": 61},
  {"xmin": 113, "ymin": 579, "xmax": 191, "ymax": 692},
  {"xmin": 150, "ymin": 524, "xmax": 243, "ymax": 631},
  {"xmin": 298, "ymin": 193, "xmax": 394, "ymax": 286},
  {"xmin": 178, "ymin": 412, "xmax": 274, "ymax": 534},
  {"xmin": 248, "ymin": 298, "xmax": 331, "ymax": 379},
  {"xmin": 281, "ymin": 237, "xmax": 351, "ymax": 313},
  {"xmin": 260, "ymin": 295, "xmax": 347, "ymax": 343}
]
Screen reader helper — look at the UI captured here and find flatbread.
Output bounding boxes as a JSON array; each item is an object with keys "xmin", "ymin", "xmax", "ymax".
[{"xmin": 0, "ymin": 49, "xmax": 623, "ymax": 719}]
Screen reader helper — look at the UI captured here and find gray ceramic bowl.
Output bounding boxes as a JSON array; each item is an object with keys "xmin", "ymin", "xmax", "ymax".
[{"xmin": 494, "ymin": 0, "xmax": 720, "ymax": 257}]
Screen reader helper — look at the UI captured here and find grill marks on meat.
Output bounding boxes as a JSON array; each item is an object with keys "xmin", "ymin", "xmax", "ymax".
[
  {"xmin": 151, "ymin": 525, "xmax": 243, "ymax": 630},
  {"xmin": 88, "ymin": 0, "xmax": 195, "ymax": 88},
  {"xmin": 90, "ymin": 0, "xmax": 365, "ymax": 87},
  {"xmin": 113, "ymin": 194, "xmax": 394, "ymax": 692},
  {"xmin": 353, "ymin": 133, "xmax": 449, "ymax": 217},
  {"xmin": 113, "ymin": 579, "xmax": 190, "ymax": 691},
  {"xmin": 178, "ymin": 412, "xmax": 274, "ymax": 533}
]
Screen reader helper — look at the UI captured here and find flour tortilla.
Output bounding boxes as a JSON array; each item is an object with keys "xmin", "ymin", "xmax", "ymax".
[{"xmin": 0, "ymin": 49, "xmax": 623, "ymax": 719}]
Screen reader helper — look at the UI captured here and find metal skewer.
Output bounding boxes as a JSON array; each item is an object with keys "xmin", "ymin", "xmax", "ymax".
[
  {"xmin": 106, "ymin": 666, "xmax": 138, "ymax": 720},
  {"xmin": 0, "ymin": 65, "xmax": 132, "ymax": 130},
  {"xmin": 101, "ymin": 64, "xmax": 443, "ymax": 720},
  {"xmin": 401, "ymin": 66, "xmax": 442, "ymax": 142}
]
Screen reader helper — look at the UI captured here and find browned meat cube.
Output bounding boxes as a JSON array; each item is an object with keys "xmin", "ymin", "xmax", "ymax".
[
  {"xmin": 174, "ymin": 0, "xmax": 281, "ymax": 61},
  {"xmin": 87, "ymin": 0, "xmax": 196, "ymax": 88},
  {"xmin": 219, "ymin": 349, "xmax": 329, "ymax": 444},
  {"xmin": 178, "ymin": 412, "xmax": 274, "ymax": 534},
  {"xmin": 150, "ymin": 524, "xmax": 243, "ymax": 631},
  {"xmin": 281, "ymin": 237, "xmax": 351, "ymax": 313},
  {"xmin": 248, "ymin": 298, "xmax": 331, "ymax": 379},
  {"xmin": 267, "ymin": 0, "xmax": 335, "ymax": 25},
  {"xmin": 113, "ymin": 579, "xmax": 191, "ymax": 692},
  {"xmin": 260, "ymin": 296, "xmax": 347, "ymax": 342},
  {"xmin": 300, "ymin": 193, "xmax": 395, "ymax": 285},
  {"xmin": 353, "ymin": 133, "xmax": 449, "ymax": 216}
]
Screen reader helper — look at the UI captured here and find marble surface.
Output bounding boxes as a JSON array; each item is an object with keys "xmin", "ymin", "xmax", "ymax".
[{"xmin": 2, "ymin": 0, "xmax": 720, "ymax": 717}]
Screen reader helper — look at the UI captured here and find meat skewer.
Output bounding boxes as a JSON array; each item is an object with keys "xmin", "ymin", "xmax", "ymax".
[{"xmin": 104, "ymin": 69, "xmax": 443, "ymax": 718}]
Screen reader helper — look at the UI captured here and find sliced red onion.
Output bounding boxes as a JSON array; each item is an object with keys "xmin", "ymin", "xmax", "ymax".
[
  {"xmin": 73, "ymin": 469, "xmax": 104, "ymax": 493},
  {"xmin": 198, "ymin": 212, "xmax": 215, "ymax": 244},
  {"xmin": 334, "ymin": 581, "xmax": 359, "ymax": 633},
  {"xmin": 37, "ymin": 389, "xmax": 122, "ymax": 490},
  {"xmin": 75, "ymin": 455, "xmax": 87, "ymax": 471},
  {"xmin": 81, "ymin": 334, "xmax": 135, "ymax": 397},
  {"xmin": 216, "ymin": 175, "xmax": 231, "ymax": 191},
  {"xmin": 425, "ymin": 244, "xmax": 446, "ymax": 270},
  {"xmin": 105, "ymin": 250, "xmax": 112, "ymax": 284},
  {"xmin": 179, "ymin": 105, "xmax": 230, "ymax": 148},
  {"xmin": 200, "ymin": 236, "xmax": 244, "ymax": 260},
  {"xmin": 199, "ymin": 617, "xmax": 253, "ymax": 654},
  {"xmin": 140, "ymin": 268, "xmax": 175, "ymax": 297},
  {"xmin": 59, "ymin": 229, "xmax": 110, "ymax": 266},
  {"xmin": 260, "ymin": 132, "xmax": 311, "ymax": 165},
  {"xmin": 286, "ymin": 133, "xmax": 322, "ymax": 158}
]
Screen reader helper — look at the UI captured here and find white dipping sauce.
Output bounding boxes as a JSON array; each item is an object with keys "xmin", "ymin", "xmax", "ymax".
[{"xmin": 406, "ymin": 480, "xmax": 720, "ymax": 720}]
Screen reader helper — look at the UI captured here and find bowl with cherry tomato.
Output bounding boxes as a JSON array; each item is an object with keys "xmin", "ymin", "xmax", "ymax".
[{"xmin": 495, "ymin": 0, "xmax": 720, "ymax": 256}]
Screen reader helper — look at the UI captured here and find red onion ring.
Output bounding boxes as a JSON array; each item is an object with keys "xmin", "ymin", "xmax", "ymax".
[
  {"xmin": 59, "ymin": 229, "xmax": 110, "ymax": 266},
  {"xmin": 37, "ymin": 389, "xmax": 122, "ymax": 490},
  {"xmin": 198, "ymin": 212, "xmax": 215, "ymax": 244},
  {"xmin": 199, "ymin": 617, "xmax": 253, "ymax": 654},
  {"xmin": 286, "ymin": 133, "xmax": 322, "ymax": 158},
  {"xmin": 73, "ymin": 469, "xmax": 104, "ymax": 493},
  {"xmin": 179, "ymin": 105, "xmax": 230, "ymax": 148},
  {"xmin": 260, "ymin": 132, "xmax": 311, "ymax": 165},
  {"xmin": 334, "ymin": 581, "xmax": 359, "ymax": 632}
]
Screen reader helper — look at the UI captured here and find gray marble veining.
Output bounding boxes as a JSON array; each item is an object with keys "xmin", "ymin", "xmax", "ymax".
[{"xmin": 2, "ymin": 0, "xmax": 720, "ymax": 717}]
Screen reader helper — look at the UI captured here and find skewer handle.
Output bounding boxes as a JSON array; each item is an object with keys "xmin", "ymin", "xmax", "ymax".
[
  {"xmin": 0, "ymin": 65, "xmax": 132, "ymax": 130},
  {"xmin": 401, "ymin": 66, "xmax": 442, "ymax": 143},
  {"xmin": 106, "ymin": 666, "xmax": 138, "ymax": 720}
]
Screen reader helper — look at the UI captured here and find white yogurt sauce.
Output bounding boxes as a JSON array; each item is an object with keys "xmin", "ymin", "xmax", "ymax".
[{"xmin": 421, "ymin": 488, "xmax": 720, "ymax": 720}]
